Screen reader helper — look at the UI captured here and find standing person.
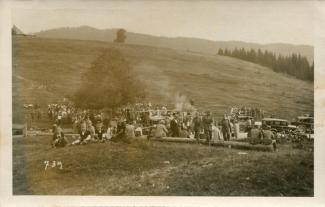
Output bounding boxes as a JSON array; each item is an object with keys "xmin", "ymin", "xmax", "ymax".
[
  {"xmin": 246, "ymin": 118, "xmax": 252, "ymax": 132},
  {"xmin": 221, "ymin": 114, "xmax": 231, "ymax": 141},
  {"xmin": 126, "ymin": 109, "xmax": 134, "ymax": 124},
  {"xmin": 192, "ymin": 113, "xmax": 202, "ymax": 141},
  {"xmin": 30, "ymin": 108, "xmax": 34, "ymax": 121},
  {"xmin": 37, "ymin": 108, "xmax": 41, "ymax": 120},
  {"xmin": 72, "ymin": 118, "xmax": 79, "ymax": 134},
  {"xmin": 48, "ymin": 106, "xmax": 52, "ymax": 119},
  {"xmin": 89, "ymin": 112, "xmax": 96, "ymax": 125},
  {"xmin": 57, "ymin": 112, "xmax": 62, "ymax": 126},
  {"xmin": 183, "ymin": 112, "xmax": 193, "ymax": 137},
  {"xmin": 125, "ymin": 121, "xmax": 135, "ymax": 139},
  {"xmin": 233, "ymin": 119, "xmax": 240, "ymax": 139},
  {"xmin": 170, "ymin": 113, "xmax": 180, "ymax": 137},
  {"xmin": 52, "ymin": 124, "xmax": 58, "ymax": 134},
  {"xmin": 211, "ymin": 122, "xmax": 222, "ymax": 142},
  {"xmin": 203, "ymin": 111, "xmax": 213, "ymax": 144}
]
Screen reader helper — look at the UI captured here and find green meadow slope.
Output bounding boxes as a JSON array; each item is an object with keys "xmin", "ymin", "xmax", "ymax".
[
  {"xmin": 12, "ymin": 36, "xmax": 313, "ymax": 122},
  {"xmin": 13, "ymin": 136, "xmax": 313, "ymax": 196}
]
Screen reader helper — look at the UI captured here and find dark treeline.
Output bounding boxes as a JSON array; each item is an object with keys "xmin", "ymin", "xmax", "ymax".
[{"xmin": 217, "ymin": 48, "xmax": 314, "ymax": 81}]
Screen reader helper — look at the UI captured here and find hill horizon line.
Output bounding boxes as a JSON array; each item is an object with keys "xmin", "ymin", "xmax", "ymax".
[
  {"xmin": 29, "ymin": 24, "xmax": 314, "ymax": 64},
  {"xmin": 29, "ymin": 25, "xmax": 313, "ymax": 47}
]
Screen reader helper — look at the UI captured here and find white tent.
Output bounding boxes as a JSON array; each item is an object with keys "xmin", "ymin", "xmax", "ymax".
[{"xmin": 12, "ymin": 25, "xmax": 25, "ymax": 36}]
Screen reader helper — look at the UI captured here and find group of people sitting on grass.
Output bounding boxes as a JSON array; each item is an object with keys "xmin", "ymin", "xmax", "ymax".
[{"xmin": 52, "ymin": 116, "xmax": 138, "ymax": 148}]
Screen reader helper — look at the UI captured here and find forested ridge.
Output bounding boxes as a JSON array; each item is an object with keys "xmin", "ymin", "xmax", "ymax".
[{"xmin": 218, "ymin": 48, "xmax": 313, "ymax": 81}]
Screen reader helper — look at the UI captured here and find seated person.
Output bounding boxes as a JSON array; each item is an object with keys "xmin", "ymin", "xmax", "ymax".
[
  {"xmin": 135, "ymin": 125, "xmax": 143, "ymax": 137},
  {"xmin": 72, "ymin": 123, "xmax": 91, "ymax": 145},
  {"xmin": 95, "ymin": 122, "xmax": 106, "ymax": 142},
  {"xmin": 154, "ymin": 120, "xmax": 168, "ymax": 138},
  {"xmin": 248, "ymin": 125, "xmax": 262, "ymax": 145},
  {"xmin": 52, "ymin": 126, "xmax": 68, "ymax": 148},
  {"xmin": 261, "ymin": 126, "xmax": 275, "ymax": 145},
  {"xmin": 111, "ymin": 119, "xmax": 126, "ymax": 141},
  {"xmin": 106, "ymin": 124, "xmax": 114, "ymax": 140},
  {"xmin": 86, "ymin": 121, "xmax": 96, "ymax": 141}
]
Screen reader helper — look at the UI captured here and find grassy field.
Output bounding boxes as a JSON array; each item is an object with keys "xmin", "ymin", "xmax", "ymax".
[
  {"xmin": 12, "ymin": 36, "xmax": 313, "ymax": 124},
  {"xmin": 13, "ymin": 136, "xmax": 313, "ymax": 196}
]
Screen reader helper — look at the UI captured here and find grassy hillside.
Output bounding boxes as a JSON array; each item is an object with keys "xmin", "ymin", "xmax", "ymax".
[
  {"xmin": 34, "ymin": 26, "xmax": 314, "ymax": 64},
  {"xmin": 12, "ymin": 36, "xmax": 313, "ymax": 123},
  {"xmin": 13, "ymin": 136, "xmax": 313, "ymax": 196}
]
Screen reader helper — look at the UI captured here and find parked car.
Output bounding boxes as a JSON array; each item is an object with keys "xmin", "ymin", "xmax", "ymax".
[
  {"xmin": 291, "ymin": 115, "xmax": 314, "ymax": 133},
  {"xmin": 262, "ymin": 118, "xmax": 289, "ymax": 132}
]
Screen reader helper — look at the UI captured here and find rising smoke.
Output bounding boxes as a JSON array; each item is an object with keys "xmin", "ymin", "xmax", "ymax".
[{"xmin": 174, "ymin": 92, "xmax": 196, "ymax": 112}]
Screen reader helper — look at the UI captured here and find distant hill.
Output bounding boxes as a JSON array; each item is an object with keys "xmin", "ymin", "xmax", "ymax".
[
  {"xmin": 34, "ymin": 26, "xmax": 314, "ymax": 64},
  {"xmin": 12, "ymin": 36, "xmax": 313, "ymax": 124}
]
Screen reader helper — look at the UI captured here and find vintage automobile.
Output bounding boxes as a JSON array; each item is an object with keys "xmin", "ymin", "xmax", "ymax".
[
  {"xmin": 261, "ymin": 118, "xmax": 289, "ymax": 132},
  {"xmin": 291, "ymin": 115, "xmax": 314, "ymax": 133}
]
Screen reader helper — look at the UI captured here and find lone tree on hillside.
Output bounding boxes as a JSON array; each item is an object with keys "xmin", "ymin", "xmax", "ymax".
[
  {"xmin": 74, "ymin": 48, "xmax": 145, "ymax": 109},
  {"xmin": 114, "ymin": 29, "xmax": 126, "ymax": 43}
]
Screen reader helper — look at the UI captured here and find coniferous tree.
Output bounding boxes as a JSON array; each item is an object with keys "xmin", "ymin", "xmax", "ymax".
[{"xmin": 218, "ymin": 47, "xmax": 313, "ymax": 81}]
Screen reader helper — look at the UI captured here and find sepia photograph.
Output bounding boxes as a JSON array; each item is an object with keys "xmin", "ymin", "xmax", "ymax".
[{"xmin": 5, "ymin": 0, "xmax": 319, "ymax": 199}]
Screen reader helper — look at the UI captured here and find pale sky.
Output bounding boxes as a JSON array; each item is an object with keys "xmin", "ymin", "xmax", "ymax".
[{"xmin": 11, "ymin": 0, "xmax": 315, "ymax": 45}]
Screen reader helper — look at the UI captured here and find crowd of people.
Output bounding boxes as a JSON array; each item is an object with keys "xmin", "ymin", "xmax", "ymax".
[
  {"xmin": 230, "ymin": 106, "xmax": 266, "ymax": 120},
  {"xmin": 50, "ymin": 103, "xmax": 263, "ymax": 148},
  {"xmin": 24, "ymin": 104, "xmax": 42, "ymax": 121},
  {"xmin": 47, "ymin": 100, "xmax": 285, "ymax": 149}
]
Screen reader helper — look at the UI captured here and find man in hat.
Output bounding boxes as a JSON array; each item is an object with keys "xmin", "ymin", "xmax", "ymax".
[
  {"xmin": 170, "ymin": 113, "xmax": 180, "ymax": 137},
  {"xmin": 221, "ymin": 114, "xmax": 231, "ymax": 141},
  {"xmin": 203, "ymin": 111, "xmax": 213, "ymax": 144},
  {"xmin": 192, "ymin": 112, "xmax": 202, "ymax": 141}
]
